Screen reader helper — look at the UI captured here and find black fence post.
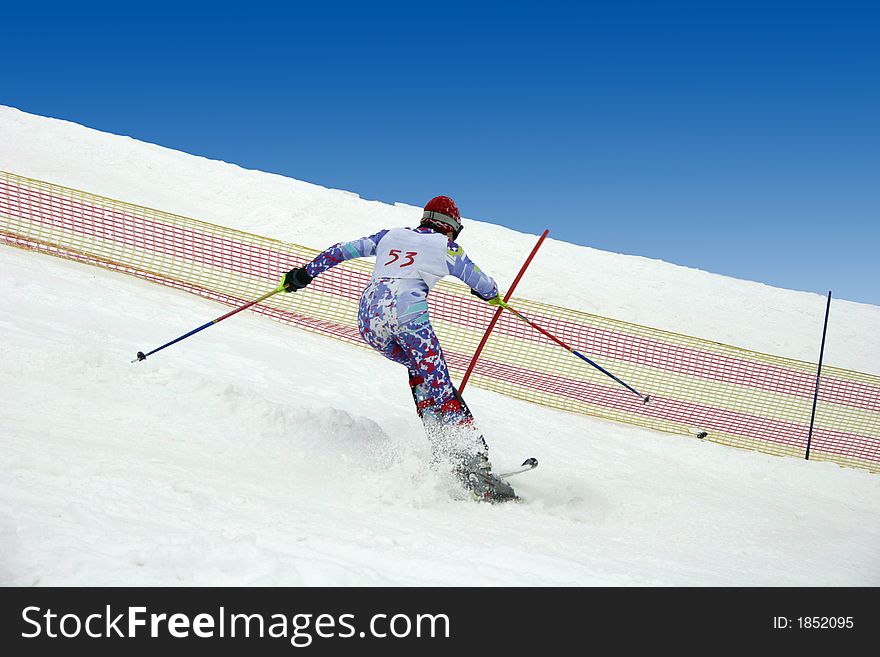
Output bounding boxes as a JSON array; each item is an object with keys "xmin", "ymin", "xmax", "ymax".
[{"xmin": 805, "ymin": 290, "xmax": 832, "ymax": 460}]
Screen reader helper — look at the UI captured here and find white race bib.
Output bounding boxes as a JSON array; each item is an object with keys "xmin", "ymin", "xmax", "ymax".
[{"xmin": 372, "ymin": 228, "xmax": 450, "ymax": 288}]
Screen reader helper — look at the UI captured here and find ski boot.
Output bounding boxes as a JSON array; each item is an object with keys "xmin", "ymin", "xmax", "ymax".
[{"xmin": 455, "ymin": 453, "xmax": 518, "ymax": 503}]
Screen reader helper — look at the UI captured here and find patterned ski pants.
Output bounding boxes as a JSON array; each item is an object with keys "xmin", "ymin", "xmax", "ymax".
[{"xmin": 357, "ymin": 280, "xmax": 468, "ymax": 427}]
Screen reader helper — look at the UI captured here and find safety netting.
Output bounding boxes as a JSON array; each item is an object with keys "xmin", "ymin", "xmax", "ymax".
[{"xmin": 2, "ymin": 170, "xmax": 877, "ymax": 472}]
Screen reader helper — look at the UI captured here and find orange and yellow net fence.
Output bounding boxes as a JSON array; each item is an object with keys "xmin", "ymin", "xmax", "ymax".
[{"xmin": 2, "ymin": 170, "xmax": 878, "ymax": 472}]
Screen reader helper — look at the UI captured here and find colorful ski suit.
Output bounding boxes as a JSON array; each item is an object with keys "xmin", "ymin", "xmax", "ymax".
[{"xmin": 305, "ymin": 226, "xmax": 498, "ymax": 440}]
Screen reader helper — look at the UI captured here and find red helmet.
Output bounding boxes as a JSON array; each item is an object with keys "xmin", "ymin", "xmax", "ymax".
[{"xmin": 421, "ymin": 195, "xmax": 462, "ymax": 239}]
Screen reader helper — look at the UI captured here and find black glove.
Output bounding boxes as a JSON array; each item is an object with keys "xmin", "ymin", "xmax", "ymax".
[
  {"xmin": 471, "ymin": 289, "xmax": 506, "ymax": 307},
  {"xmin": 282, "ymin": 267, "xmax": 313, "ymax": 292}
]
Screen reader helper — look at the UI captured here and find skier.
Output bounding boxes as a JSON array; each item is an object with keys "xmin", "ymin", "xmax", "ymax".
[{"xmin": 281, "ymin": 195, "xmax": 516, "ymax": 502}]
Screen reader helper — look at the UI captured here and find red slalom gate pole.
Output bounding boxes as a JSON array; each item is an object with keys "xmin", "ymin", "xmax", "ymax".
[{"xmin": 459, "ymin": 229, "xmax": 549, "ymax": 394}]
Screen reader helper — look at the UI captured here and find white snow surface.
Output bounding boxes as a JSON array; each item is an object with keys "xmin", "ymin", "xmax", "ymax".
[{"xmin": 1, "ymin": 106, "xmax": 878, "ymax": 586}]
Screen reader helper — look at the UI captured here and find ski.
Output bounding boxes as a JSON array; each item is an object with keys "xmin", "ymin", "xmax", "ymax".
[{"xmin": 497, "ymin": 457, "xmax": 539, "ymax": 480}]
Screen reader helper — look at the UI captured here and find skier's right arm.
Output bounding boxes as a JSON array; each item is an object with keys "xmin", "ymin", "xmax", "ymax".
[
  {"xmin": 446, "ymin": 242, "xmax": 499, "ymax": 301},
  {"xmin": 282, "ymin": 230, "xmax": 387, "ymax": 291}
]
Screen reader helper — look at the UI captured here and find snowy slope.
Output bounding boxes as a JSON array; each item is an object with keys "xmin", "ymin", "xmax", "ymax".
[
  {"xmin": 2, "ymin": 105, "xmax": 879, "ymax": 373},
  {"xmin": 2, "ymin": 247, "xmax": 878, "ymax": 586},
  {"xmin": 1, "ymin": 106, "xmax": 879, "ymax": 586}
]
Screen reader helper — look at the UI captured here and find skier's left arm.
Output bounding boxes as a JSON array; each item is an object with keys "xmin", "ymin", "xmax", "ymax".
[
  {"xmin": 446, "ymin": 243, "xmax": 499, "ymax": 301},
  {"xmin": 305, "ymin": 230, "xmax": 387, "ymax": 277},
  {"xmin": 282, "ymin": 230, "xmax": 387, "ymax": 291}
]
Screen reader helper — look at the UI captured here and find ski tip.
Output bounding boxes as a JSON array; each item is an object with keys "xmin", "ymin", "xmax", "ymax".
[{"xmin": 521, "ymin": 457, "xmax": 539, "ymax": 468}]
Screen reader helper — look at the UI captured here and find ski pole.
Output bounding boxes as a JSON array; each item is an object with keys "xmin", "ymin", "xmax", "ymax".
[
  {"xmin": 132, "ymin": 284, "xmax": 286, "ymax": 363},
  {"xmin": 495, "ymin": 299, "xmax": 651, "ymax": 403}
]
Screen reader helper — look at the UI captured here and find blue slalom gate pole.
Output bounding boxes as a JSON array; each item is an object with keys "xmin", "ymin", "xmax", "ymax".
[
  {"xmin": 132, "ymin": 284, "xmax": 285, "ymax": 363},
  {"xmin": 805, "ymin": 290, "xmax": 832, "ymax": 460}
]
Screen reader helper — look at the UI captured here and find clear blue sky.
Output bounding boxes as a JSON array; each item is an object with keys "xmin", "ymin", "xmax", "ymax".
[{"xmin": 3, "ymin": 1, "xmax": 878, "ymax": 304}]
